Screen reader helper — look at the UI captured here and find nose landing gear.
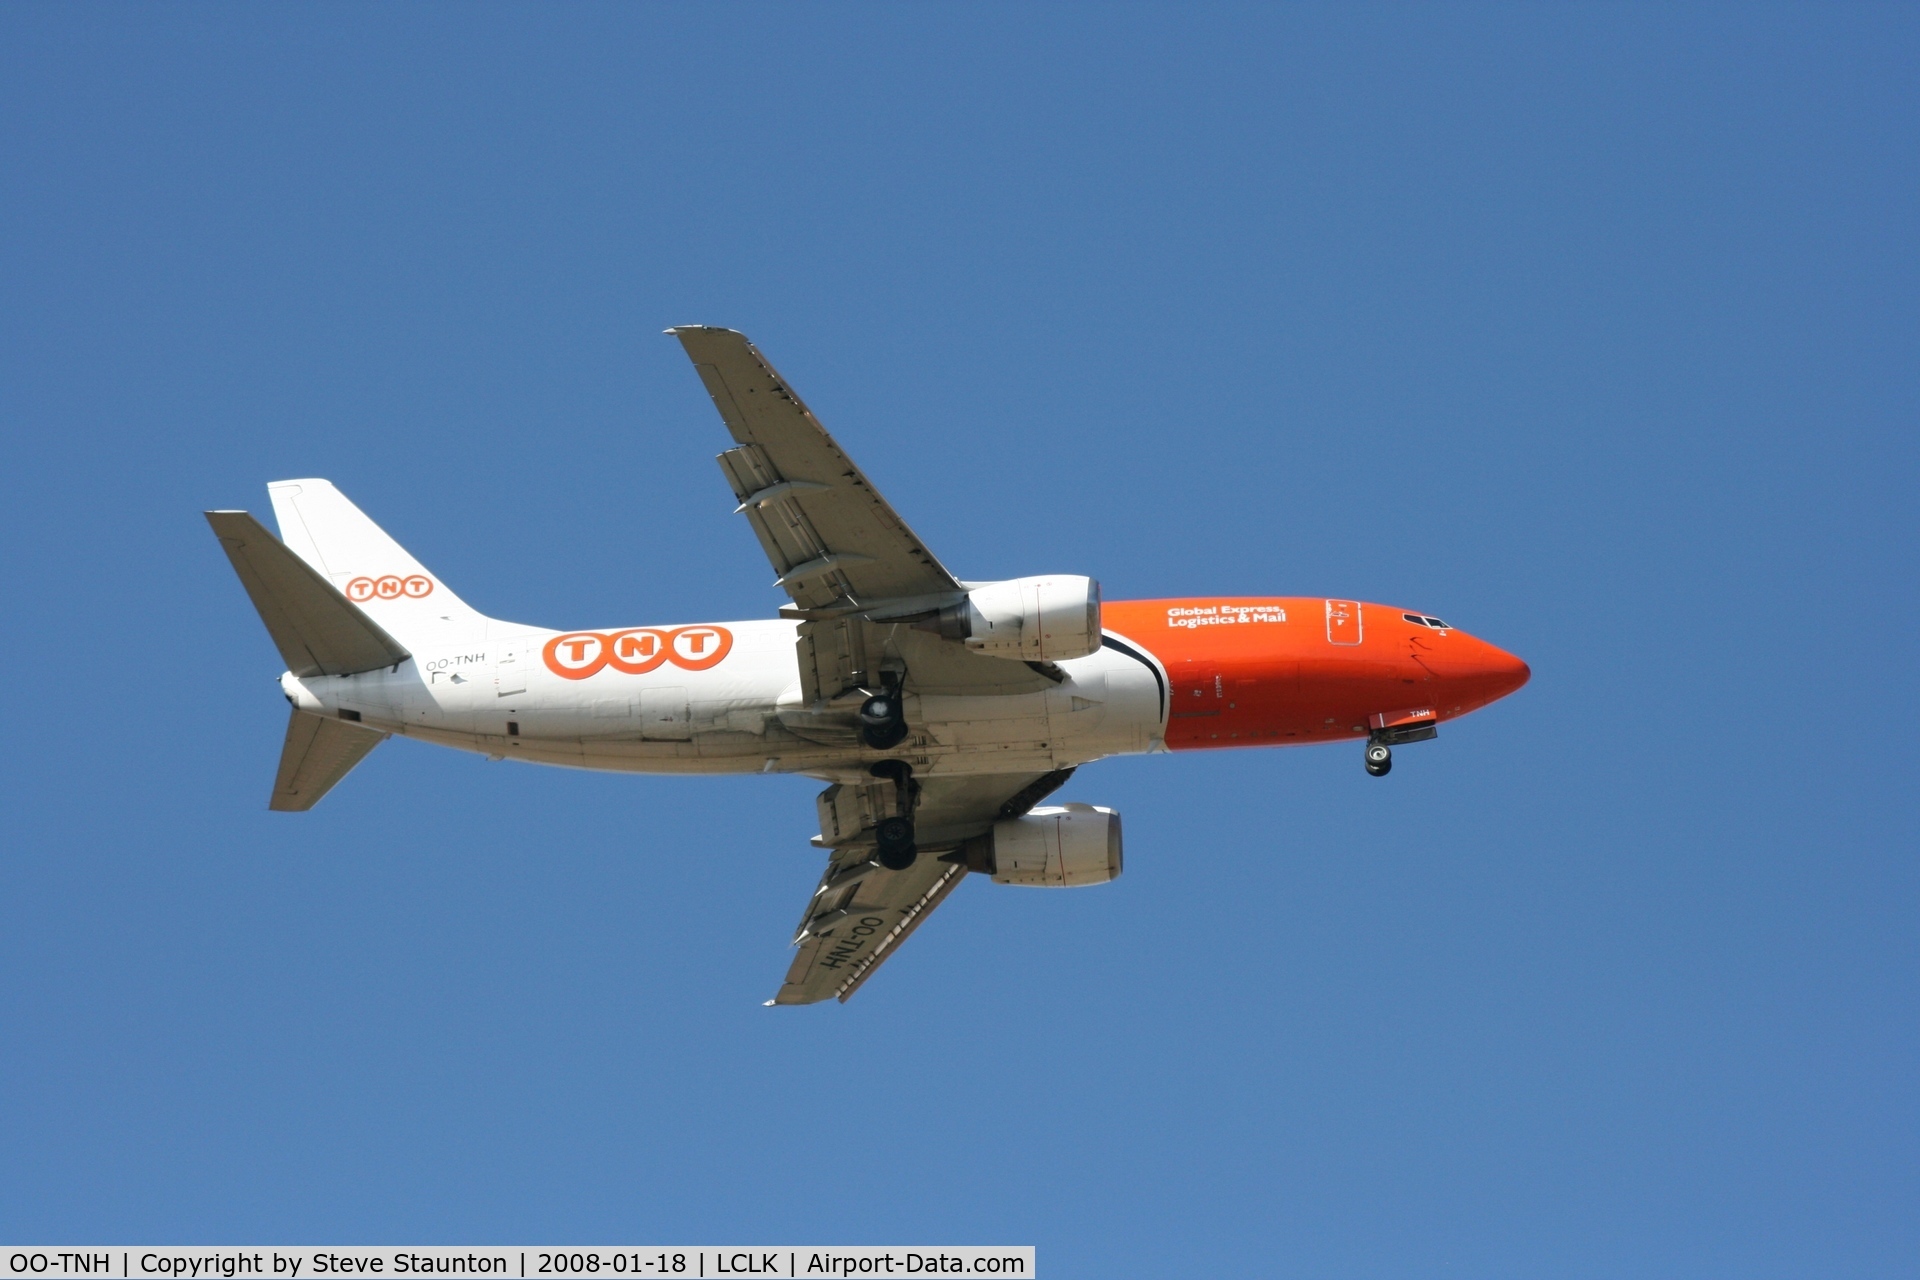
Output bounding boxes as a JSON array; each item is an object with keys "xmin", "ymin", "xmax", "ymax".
[
  {"xmin": 1364, "ymin": 740, "xmax": 1392, "ymax": 777},
  {"xmin": 1363, "ymin": 717, "xmax": 1438, "ymax": 776}
]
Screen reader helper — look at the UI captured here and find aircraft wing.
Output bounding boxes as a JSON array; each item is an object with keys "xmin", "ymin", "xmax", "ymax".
[
  {"xmin": 670, "ymin": 326, "xmax": 1051, "ymax": 705},
  {"xmin": 777, "ymin": 845, "xmax": 971, "ymax": 1006},
  {"xmin": 774, "ymin": 769, "xmax": 1074, "ymax": 1004},
  {"xmin": 669, "ymin": 325, "xmax": 961, "ymax": 611}
]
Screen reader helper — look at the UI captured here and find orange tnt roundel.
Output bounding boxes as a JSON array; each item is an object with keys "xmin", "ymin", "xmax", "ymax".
[
  {"xmin": 347, "ymin": 574, "xmax": 434, "ymax": 602},
  {"xmin": 542, "ymin": 626, "xmax": 734, "ymax": 680},
  {"xmin": 606, "ymin": 628, "xmax": 670, "ymax": 675},
  {"xmin": 669, "ymin": 626, "xmax": 731, "ymax": 670}
]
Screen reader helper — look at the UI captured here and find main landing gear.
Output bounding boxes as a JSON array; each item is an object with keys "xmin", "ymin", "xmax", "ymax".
[
  {"xmin": 1364, "ymin": 740, "xmax": 1393, "ymax": 777},
  {"xmin": 870, "ymin": 759, "xmax": 919, "ymax": 870},
  {"xmin": 875, "ymin": 816, "xmax": 917, "ymax": 870},
  {"xmin": 858, "ymin": 686, "xmax": 909, "ymax": 750}
]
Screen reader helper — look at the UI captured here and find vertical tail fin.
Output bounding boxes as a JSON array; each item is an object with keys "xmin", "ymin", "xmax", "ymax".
[{"xmin": 266, "ymin": 479, "xmax": 486, "ymax": 647}]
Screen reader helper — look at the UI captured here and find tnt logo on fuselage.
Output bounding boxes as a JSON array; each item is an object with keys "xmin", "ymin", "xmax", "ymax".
[
  {"xmin": 542, "ymin": 626, "xmax": 734, "ymax": 679},
  {"xmin": 347, "ymin": 574, "xmax": 434, "ymax": 602}
]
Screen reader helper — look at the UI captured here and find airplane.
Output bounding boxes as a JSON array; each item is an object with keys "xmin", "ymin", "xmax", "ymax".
[{"xmin": 207, "ymin": 326, "xmax": 1530, "ymax": 1005}]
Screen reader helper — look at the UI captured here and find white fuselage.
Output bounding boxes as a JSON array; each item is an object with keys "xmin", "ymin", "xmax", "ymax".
[{"xmin": 281, "ymin": 619, "xmax": 1166, "ymax": 784}]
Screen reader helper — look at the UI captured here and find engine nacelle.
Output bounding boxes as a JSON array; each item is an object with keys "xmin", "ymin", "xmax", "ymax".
[
  {"xmin": 931, "ymin": 575, "xmax": 1102, "ymax": 661},
  {"xmin": 986, "ymin": 804, "xmax": 1123, "ymax": 887}
]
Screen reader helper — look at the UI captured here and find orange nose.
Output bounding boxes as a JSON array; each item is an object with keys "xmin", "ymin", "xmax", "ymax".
[
  {"xmin": 1456, "ymin": 636, "xmax": 1529, "ymax": 705},
  {"xmin": 1478, "ymin": 641, "xmax": 1531, "ymax": 702},
  {"xmin": 1425, "ymin": 634, "xmax": 1530, "ymax": 709}
]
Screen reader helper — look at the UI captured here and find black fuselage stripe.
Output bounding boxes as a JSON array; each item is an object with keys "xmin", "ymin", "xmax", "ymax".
[{"xmin": 1101, "ymin": 633, "xmax": 1167, "ymax": 724}]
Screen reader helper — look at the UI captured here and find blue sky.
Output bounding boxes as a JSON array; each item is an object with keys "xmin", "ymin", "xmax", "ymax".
[{"xmin": 2, "ymin": 4, "xmax": 1915, "ymax": 1275}]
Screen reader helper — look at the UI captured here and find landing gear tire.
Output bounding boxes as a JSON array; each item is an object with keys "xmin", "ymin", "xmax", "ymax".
[
  {"xmin": 859, "ymin": 694, "xmax": 909, "ymax": 750},
  {"xmin": 1365, "ymin": 741, "xmax": 1392, "ymax": 776},
  {"xmin": 875, "ymin": 816, "xmax": 917, "ymax": 870}
]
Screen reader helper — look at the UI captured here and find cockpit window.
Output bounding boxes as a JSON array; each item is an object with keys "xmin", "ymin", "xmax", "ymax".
[
  {"xmin": 1404, "ymin": 613, "xmax": 1454, "ymax": 630},
  {"xmin": 1402, "ymin": 613, "xmax": 1425, "ymax": 626},
  {"xmin": 1424, "ymin": 617, "xmax": 1450, "ymax": 629}
]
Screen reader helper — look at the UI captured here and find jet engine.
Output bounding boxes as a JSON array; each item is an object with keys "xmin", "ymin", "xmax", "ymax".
[
  {"xmin": 974, "ymin": 803, "xmax": 1123, "ymax": 886},
  {"xmin": 925, "ymin": 575, "xmax": 1102, "ymax": 661}
]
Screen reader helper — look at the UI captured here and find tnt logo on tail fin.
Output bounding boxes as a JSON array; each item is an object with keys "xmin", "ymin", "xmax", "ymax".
[
  {"xmin": 267, "ymin": 479, "xmax": 488, "ymax": 645},
  {"xmin": 345, "ymin": 573, "xmax": 434, "ymax": 602}
]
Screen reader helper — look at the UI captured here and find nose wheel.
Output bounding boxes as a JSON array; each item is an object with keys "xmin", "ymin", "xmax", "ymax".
[{"xmin": 1364, "ymin": 740, "xmax": 1392, "ymax": 777}]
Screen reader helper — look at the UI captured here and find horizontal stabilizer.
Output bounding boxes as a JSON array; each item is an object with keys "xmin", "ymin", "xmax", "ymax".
[
  {"xmin": 271, "ymin": 709, "xmax": 387, "ymax": 811},
  {"xmin": 206, "ymin": 510, "xmax": 410, "ymax": 677}
]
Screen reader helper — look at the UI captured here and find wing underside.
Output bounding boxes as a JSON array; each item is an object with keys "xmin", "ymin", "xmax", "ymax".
[
  {"xmin": 774, "ymin": 769, "xmax": 1075, "ymax": 1004},
  {"xmin": 669, "ymin": 326, "xmax": 1053, "ymax": 710},
  {"xmin": 776, "ymin": 850, "xmax": 970, "ymax": 1005},
  {"xmin": 664, "ymin": 328, "xmax": 1083, "ymax": 1004},
  {"xmin": 671, "ymin": 325, "xmax": 960, "ymax": 610}
]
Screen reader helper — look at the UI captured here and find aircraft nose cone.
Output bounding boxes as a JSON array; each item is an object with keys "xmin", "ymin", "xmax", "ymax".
[
  {"xmin": 1481, "ymin": 642, "xmax": 1531, "ymax": 701},
  {"xmin": 1423, "ymin": 633, "xmax": 1530, "ymax": 709}
]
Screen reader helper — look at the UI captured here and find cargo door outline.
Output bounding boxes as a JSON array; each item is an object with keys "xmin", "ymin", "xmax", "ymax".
[
  {"xmin": 1325, "ymin": 599, "xmax": 1362, "ymax": 646},
  {"xmin": 640, "ymin": 686, "xmax": 691, "ymax": 740}
]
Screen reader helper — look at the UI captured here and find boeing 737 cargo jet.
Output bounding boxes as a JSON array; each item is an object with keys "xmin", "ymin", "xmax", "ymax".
[{"xmin": 208, "ymin": 327, "xmax": 1529, "ymax": 1004}]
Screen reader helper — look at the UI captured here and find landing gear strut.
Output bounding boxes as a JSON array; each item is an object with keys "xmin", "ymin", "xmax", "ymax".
[
  {"xmin": 1364, "ymin": 740, "xmax": 1392, "ymax": 777},
  {"xmin": 870, "ymin": 759, "xmax": 919, "ymax": 869}
]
